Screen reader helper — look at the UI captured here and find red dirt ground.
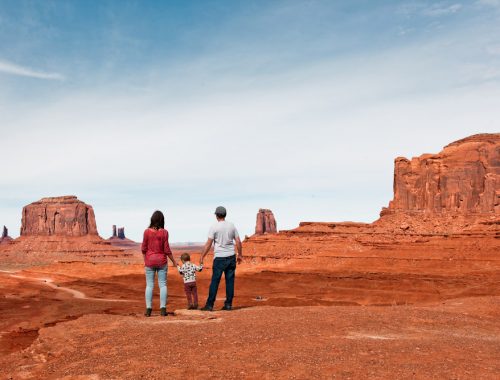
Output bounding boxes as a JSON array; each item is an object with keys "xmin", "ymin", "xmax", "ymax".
[{"xmin": 1, "ymin": 241, "xmax": 499, "ymax": 379}]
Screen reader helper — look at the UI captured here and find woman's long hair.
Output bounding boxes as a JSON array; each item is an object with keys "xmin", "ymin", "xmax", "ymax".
[{"xmin": 149, "ymin": 210, "xmax": 165, "ymax": 230}]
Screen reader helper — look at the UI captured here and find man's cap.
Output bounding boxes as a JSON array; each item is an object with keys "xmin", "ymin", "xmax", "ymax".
[{"xmin": 214, "ymin": 206, "xmax": 227, "ymax": 216}]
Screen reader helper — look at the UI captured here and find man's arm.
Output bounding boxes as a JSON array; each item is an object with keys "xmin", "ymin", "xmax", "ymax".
[
  {"xmin": 199, "ymin": 238, "xmax": 213, "ymax": 264},
  {"xmin": 235, "ymin": 236, "xmax": 243, "ymax": 263}
]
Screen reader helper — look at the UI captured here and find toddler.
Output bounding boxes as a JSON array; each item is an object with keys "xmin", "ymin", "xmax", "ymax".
[{"xmin": 177, "ymin": 253, "xmax": 203, "ymax": 309}]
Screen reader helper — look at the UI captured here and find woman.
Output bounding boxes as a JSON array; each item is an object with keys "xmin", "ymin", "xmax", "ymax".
[{"xmin": 141, "ymin": 210, "xmax": 178, "ymax": 317}]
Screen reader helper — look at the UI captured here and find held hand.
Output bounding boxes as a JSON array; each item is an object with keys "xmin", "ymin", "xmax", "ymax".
[{"xmin": 237, "ymin": 255, "xmax": 243, "ymax": 264}]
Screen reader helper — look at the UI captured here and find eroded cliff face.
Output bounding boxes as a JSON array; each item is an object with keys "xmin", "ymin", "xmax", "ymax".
[
  {"xmin": 20, "ymin": 196, "xmax": 98, "ymax": 237},
  {"xmin": 382, "ymin": 134, "xmax": 499, "ymax": 216},
  {"xmin": 255, "ymin": 209, "xmax": 277, "ymax": 235},
  {"xmin": 243, "ymin": 134, "xmax": 500, "ymax": 260}
]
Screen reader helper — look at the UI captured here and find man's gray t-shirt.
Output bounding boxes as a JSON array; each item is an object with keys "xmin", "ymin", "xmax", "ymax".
[{"xmin": 208, "ymin": 221, "xmax": 239, "ymax": 258}]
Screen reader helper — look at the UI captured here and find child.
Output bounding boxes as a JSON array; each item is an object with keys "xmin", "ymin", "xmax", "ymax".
[{"xmin": 177, "ymin": 253, "xmax": 203, "ymax": 309}]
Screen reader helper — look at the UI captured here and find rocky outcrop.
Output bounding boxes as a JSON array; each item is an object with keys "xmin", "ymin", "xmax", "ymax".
[
  {"xmin": 381, "ymin": 134, "xmax": 499, "ymax": 216},
  {"xmin": 117, "ymin": 227, "xmax": 125, "ymax": 239},
  {"xmin": 21, "ymin": 196, "xmax": 98, "ymax": 237},
  {"xmin": 255, "ymin": 209, "xmax": 277, "ymax": 235},
  {"xmin": 244, "ymin": 134, "xmax": 500, "ymax": 260},
  {"xmin": 112, "ymin": 225, "xmax": 117, "ymax": 238},
  {"xmin": 0, "ymin": 225, "xmax": 12, "ymax": 244},
  {"xmin": 0, "ymin": 196, "xmax": 129, "ymax": 257}
]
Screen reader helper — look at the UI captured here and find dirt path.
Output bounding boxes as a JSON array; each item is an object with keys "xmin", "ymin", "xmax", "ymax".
[{"xmin": 3, "ymin": 271, "xmax": 134, "ymax": 302}]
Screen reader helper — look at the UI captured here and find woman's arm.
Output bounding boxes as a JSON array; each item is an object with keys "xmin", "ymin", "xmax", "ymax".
[
  {"xmin": 164, "ymin": 230, "xmax": 178, "ymax": 267},
  {"xmin": 141, "ymin": 230, "xmax": 148, "ymax": 255}
]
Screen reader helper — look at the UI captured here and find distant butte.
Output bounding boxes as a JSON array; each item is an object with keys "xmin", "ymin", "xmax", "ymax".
[
  {"xmin": 0, "ymin": 225, "xmax": 13, "ymax": 244},
  {"xmin": 0, "ymin": 196, "xmax": 126, "ymax": 258},
  {"xmin": 21, "ymin": 195, "xmax": 98, "ymax": 237},
  {"xmin": 255, "ymin": 209, "xmax": 278, "ymax": 235}
]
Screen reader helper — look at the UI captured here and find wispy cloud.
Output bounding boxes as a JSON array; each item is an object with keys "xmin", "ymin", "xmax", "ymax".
[
  {"xmin": 423, "ymin": 3, "xmax": 463, "ymax": 16},
  {"xmin": 0, "ymin": 59, "xmax": 64, "ymax": 80},
  {"xmin": 477, "ymin": 0, "xmax": 500, "ymax": 7},
  {"xmin": 399, "ymin": 2, "xmax": 463, "ymax": 17}
]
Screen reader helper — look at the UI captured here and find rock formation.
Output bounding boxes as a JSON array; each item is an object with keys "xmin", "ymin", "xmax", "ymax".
[
  {"xmin": 255, "ymin": 209, "xmax": 277, "ymax": 235},
  {"xmin": 0, "ymin": 225, "xmax": 13, "ymax": 244},
  {"xmin": 244, "ymin": 134, "xmax": 500, "ymax": 260},
  {"xmin": 0, "ymin": 196, "xmax": 129, "ymax": 258},
  {"xmin": 112, "ymin": 225, "xmax": 117, "ymax": 238},
  {"xmin": 381, "ymin": 134, "xmax": 499, "ymax": 216},
  {"xmin": 117, "ymin": 227, "xmax": 125, "ymax": 239},
  {"xmin": 21, "ymin": 196, "xmax": 98, "ymax": 237}
]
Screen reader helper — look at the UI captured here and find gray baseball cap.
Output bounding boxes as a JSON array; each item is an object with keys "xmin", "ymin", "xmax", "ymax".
[{"xmin": 214, "ymin": 206, "xmax": 227, "ymax": 216}]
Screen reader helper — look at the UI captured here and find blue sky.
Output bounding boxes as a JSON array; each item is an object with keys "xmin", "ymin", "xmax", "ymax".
[{"xmin": 0, "ymin": 0, "xmax": 499, "ymax": 241}]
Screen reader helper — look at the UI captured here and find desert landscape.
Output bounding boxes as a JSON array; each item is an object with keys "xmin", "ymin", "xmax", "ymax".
[{"xmin": 0, "ymin": 133, "xmax": 498, "ymax": 379}]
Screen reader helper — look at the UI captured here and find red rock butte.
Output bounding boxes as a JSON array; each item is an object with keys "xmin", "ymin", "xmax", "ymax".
[
  {"xmin": 255, "ymin": 209, "xmax": 277, "ymax": 235},
  {"xmin": 1, "ymin": 195, "xmax": 127, "ymax": 260},
  {"xmin": 382, "ymin": 133, "xmax": 499, "ymax": 217},
  {"xmin": 21, "ymin": 196, "xmax": 98, "ymax": 237}
]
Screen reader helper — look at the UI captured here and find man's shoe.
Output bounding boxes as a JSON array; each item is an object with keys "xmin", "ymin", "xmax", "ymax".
[
  {"xmin": 201, "ymin": 305, "xmax": 213, "ymax": 311},
  {"xmin": 221, "ymin": 305, "xmax": 232, "ymax": 311},
  {"xmin": 144, "ymin": 308, "xmax": 152, "ymax": 317},
  {"xmin": 160, "ymin": 307, "xmax": 167, "ymax": 316}
]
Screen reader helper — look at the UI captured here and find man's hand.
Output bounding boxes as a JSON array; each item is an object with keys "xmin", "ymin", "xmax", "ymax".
[{"xmin": 237, "ymin": 255, "xmax": 243, "ymax": 264}]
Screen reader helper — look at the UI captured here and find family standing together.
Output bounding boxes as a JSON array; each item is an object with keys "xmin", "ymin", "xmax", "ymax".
[{"xmin": 140, "ymin": 206, "xmax": 243, "ymax": 317}]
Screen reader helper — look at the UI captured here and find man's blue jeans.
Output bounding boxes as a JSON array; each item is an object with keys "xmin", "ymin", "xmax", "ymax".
[
  {"xmin": 206, "ymin": 255, "xmax": 236, "ymax": 308},
  {"xmin": 145, "ymin": 265, "xmax": 167, "ymax": 309}
]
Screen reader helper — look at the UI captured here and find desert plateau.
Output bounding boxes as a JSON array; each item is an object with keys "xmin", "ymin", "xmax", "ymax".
[{"xmin": 0, "ymin": 134, "xmax": 498, "ymax": 379}]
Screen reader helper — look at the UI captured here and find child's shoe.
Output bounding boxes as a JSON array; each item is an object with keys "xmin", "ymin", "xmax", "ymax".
[
  {"xmin": 144, "ymin": 308, "xmax": 152, "ymax": 317},
  {"xmin": 160, "ymin": 307, "xmax": 167, "ymax": 316}
]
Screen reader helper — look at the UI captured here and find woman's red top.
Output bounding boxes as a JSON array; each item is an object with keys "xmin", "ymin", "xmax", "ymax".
[{"xmin": 141, "ymin": 228, "xmax": 173, "ymax": 268}]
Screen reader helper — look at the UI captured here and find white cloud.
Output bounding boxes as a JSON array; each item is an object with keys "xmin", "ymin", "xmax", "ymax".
[{"xmin": 0, "ymin": 59, "xmax": 64, "ymax": 80}]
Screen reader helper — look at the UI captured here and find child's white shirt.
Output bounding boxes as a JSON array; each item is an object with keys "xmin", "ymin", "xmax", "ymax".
[{"xmin": 177, "ymin": 262, "xmax": 203, "ymax": 283}]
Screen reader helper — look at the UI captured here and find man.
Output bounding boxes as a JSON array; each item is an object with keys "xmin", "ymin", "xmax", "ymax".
[{"xmin": 200, "ymin": 206, "xmax": 243, "ymax": 311}]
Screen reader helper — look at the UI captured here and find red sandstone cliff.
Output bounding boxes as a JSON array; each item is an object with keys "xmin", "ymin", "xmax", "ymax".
[
  {"xmin": 243, "ymin": 134, "xmax": 500, "ymax": 259},
  {"xmin": 21, "ymin": 196, "xmax": 98, "ymax": 237},
  {"xmin": 255, "ymin": 209, "xmax": 277, "ymax": 235},
  {"xmin": 382, "ymin": 134, "xmax": 499, "ymax": 217}
]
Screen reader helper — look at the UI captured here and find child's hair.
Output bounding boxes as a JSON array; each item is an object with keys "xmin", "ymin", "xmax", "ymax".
[{"xmin": 181, "ymin": 253, "xmax": 190, "ymax": 262}]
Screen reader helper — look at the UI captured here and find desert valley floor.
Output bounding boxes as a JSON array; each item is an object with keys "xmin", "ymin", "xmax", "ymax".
[{"xmin": 1, "ymin": 244, "xmax": 499, "ymax": 380}]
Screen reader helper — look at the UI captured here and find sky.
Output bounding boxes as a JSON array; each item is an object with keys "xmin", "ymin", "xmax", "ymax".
[{"xmin": 0, "ymin": 0, "xmax": 499, "ymax": 242}]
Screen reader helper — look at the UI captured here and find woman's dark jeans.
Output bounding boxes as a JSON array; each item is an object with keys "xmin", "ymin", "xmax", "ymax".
[{"xmin": 206, "ymin": 255, "xmax": 236, "ymax": 308}]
